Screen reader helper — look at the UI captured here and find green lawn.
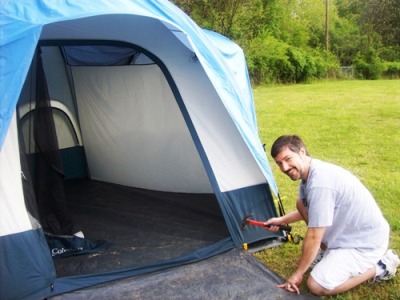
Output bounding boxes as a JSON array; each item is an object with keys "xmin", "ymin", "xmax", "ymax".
[{"xmin": 252, "ymin": 80, "xmax": 400, "ymax": 300}]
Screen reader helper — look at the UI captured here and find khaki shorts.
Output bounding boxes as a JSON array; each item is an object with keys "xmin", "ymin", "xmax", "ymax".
[{"xmin": 311, "ymin": 245, "xmax": 387, "ymax": 290}]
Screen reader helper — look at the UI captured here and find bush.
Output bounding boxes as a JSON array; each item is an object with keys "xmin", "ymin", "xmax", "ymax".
[
  {"xmin": 286, "ymin": 47, "xmax": 309, "ymax": 82},
  {"xmin": 353, "ymin": 48, "xmax": 384, "ymax": 80},
  {"xmin": 285, "ymin": 47, "xmax": 337, "ymax": 82},
  {"xmin": 245, "ymin": 35, "xmax": 339, "ymax": 84},
  {"xmin": 382, "ymin": 61, "xmax": 400, "ymax": 79},
  {"xmin": 379, "ymin": 46, "xmax": 400, "ymax": 62},
  {"xmin": 246, "ymin": 35, "xmax": 293, "ymax": 84}
]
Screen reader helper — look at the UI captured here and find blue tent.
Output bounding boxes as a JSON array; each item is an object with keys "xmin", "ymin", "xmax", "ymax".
[{"xmin": 0, "ymin": 1, "xmax": 285, "ymax": 299}]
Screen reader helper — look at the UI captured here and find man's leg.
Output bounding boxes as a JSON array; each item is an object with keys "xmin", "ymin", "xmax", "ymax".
[
  {"xmin": 307, "ymin": 268, "xmax": 375, "ymax": 296},
  {"xmin": 307, "ymin": 247, "xmax": 386, "ymax": 296}
]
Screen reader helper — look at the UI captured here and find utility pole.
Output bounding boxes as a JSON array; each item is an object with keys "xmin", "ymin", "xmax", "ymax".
[{"xmin": 325, "ymin": 0, "xmax": 329, "ymax": 52}]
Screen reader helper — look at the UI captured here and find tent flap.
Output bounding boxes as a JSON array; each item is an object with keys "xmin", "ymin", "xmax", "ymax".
[
  {"xmin": 0, "ymin": 229, "xmax": 56, "ymax": 300},
  {"xmin": 221, "ymin": 183, "xmax": 282, "ymax": 246}
]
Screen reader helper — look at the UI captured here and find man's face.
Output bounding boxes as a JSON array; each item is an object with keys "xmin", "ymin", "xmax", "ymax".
[{"xmin": 273, "ymin": 146, "xmax": 308, "ymax": 181}]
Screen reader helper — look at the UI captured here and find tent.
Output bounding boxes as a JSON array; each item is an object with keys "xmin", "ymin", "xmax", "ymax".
[{"xmin": 0, "ymin": 1, "xmax": 313, "ymax": 299}]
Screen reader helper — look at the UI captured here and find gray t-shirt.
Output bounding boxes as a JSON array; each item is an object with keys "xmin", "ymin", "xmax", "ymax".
[{"xmin": 299, "ymin": 159, "xmax": 389, "ymax": 251}]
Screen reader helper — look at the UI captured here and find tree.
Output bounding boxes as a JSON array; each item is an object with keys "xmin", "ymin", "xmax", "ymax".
[
  {"xmin": 329, "ymin": 18, "xmax": 357, "ymax": 65},
  {"xmin": 171, "ymin": 0, "xmax": 252, "ymax": 39},
  {"xmin": 361, "ymin": 0, "xmax": 400, "ymax": 47}
]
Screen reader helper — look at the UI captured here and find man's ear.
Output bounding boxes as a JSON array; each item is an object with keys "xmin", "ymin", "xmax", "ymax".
[{"xmin": 299, "ymin": 147, "xmax": 306, "ymax": 157}]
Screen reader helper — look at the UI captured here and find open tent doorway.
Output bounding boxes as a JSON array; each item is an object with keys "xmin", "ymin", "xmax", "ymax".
[{"xmin": 18, "ymin": 44, "xmax": 231, "ymax": 277}]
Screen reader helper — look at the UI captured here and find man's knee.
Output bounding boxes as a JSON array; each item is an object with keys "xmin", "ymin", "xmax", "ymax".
[{"xmin": 307, "ymin": 275, "xmax": 328, "ymax": 296}]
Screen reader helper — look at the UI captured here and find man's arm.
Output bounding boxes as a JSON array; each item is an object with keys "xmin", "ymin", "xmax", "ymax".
[
  {"xmin": 297, "ymin": 227, "xmax": 326, "ymax": 273},
  {"xmin": 278, "ymin": 227, "xmax": 326, "ymax": 294}
]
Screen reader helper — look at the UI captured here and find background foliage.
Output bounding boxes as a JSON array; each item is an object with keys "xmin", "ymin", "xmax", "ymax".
[
  {"xmin": 253, "ymin": 80, "xmax": 400, "ymax": 299},
  {"xmin": 172, "ymin": 0, "xmax": 400, "ymax": 84}
]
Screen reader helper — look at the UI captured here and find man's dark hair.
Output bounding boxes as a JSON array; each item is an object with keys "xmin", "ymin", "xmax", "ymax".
[{"xmin": 270, "ymin": 135, "xmax": 310, "ymax": 158}]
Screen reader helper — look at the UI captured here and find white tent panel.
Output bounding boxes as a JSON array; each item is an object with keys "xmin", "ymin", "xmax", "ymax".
[
  {"xmin": 74, "ymin": 65, "xmax": 212, "ymax": 193},
  {"xmin": 0, "ymin": 113, "xmax": 32, "ymax": 236},
  {"xmin": 171, "ymin": 63, "xmax": 267, "ymax": 192}
]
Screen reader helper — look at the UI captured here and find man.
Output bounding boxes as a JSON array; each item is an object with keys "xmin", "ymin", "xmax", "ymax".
[{"xmin": 264, "ymin": 135, "xmax": 399, "ymax": 296}]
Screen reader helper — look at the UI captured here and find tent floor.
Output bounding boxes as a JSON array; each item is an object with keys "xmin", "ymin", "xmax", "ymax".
[
  {"xmin": 51, "ymin": 248, "xmax": 319, "ymax": 299},
  {"xmin": 54, "ymin": 179, "xmax": 229, "ymax": 277}
]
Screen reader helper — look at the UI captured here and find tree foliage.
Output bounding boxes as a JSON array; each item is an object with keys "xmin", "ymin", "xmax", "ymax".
[
  {"xmin": 361, "ymin": 0, "xmax": 400, "ymax": 47},
  {"xmin": 172, "ymin": 0, "xmax": 400, "ymax": 83}
]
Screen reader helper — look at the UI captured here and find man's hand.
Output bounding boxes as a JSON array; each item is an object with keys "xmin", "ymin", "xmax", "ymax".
[
  {"xmin": 264, "ymin": 217, "xmax": 284, "ymax": 232},
  {"xmin": 277, "ymin": 271, "xmax": 303, "ymax": 294},
  {"xmin": 277, "ymin": 227, "xmax": 325, "ymax": 294},
  {"xmin": 264, "ymin": 210, "xmax": 304, "ymax": 232}
]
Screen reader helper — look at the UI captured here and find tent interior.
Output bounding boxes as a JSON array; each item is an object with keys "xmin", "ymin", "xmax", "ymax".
[
  {"xmin": 17, "ymin": 44, "xmax": 231, "ymax": 277},
  {"xmin": 54, "ymin": 180, "xmax": 229, "ymax": 277}
]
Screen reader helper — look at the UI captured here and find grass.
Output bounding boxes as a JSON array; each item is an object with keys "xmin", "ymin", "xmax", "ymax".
[{"xmin": 252, "ymin": 80, "xmax": 400, "ymax": 299}]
